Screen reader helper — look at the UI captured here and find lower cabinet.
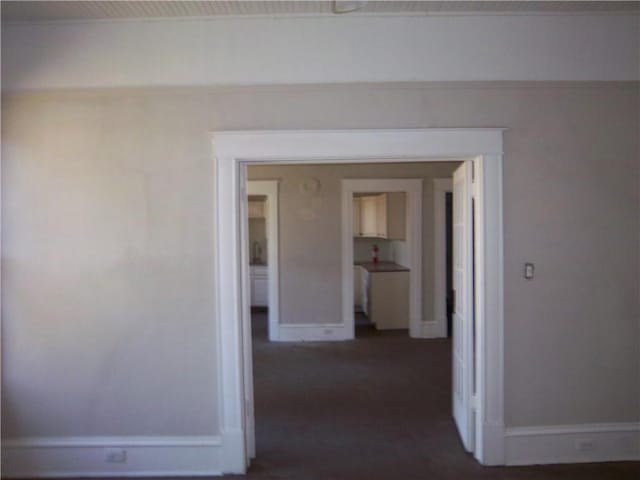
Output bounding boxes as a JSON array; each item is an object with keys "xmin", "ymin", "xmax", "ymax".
[
  {"xmin": 250, "ymin": 266, "xmax": 268, "ymax": 307},
  {"xmin": 354, "ymin": 266, "xmax": 363, "ymax": 311},
  {"xmin": 361, "ymin": 268, "xmax": 370, "ymax": 316},
  {"xmin": 367, "ymin": 271, "xmax": 409, "ymax": 330}
]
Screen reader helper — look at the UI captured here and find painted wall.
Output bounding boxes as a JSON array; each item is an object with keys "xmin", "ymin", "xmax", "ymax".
[
  {"xmin": 2, "ymin": 14, "xmax": 639, "ymax": 90},
  {"xmin": 247, "ymin": 163, "xmax": 458, "ymax": 325},
  {"xmin": 2, "ymin": 82, "xmax": 638, "ymax": 440}
]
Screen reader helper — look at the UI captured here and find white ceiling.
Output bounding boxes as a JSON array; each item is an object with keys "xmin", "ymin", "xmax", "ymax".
[{"xmin": 2, "ymin": 1, "xmax": 639, "ymax": 22}]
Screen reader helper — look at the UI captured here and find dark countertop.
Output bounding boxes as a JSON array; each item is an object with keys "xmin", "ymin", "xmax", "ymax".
[{"xmin": 354, "ymin": 261, "xmax": 410, "ymax": 273}]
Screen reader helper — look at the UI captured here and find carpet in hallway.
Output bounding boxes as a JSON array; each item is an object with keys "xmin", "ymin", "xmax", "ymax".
[{"xmin": 233, "ymin": 313, "xmax": 640, "ymax": 480}]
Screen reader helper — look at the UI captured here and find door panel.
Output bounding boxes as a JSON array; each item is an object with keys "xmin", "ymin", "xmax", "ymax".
[
  {"xmin": 243, "ymin": 174, "xmax": 256, "ymax": 462},
  {"xmin": 452, "ymin": 162, "xmax": 475, "ymax": 452}
]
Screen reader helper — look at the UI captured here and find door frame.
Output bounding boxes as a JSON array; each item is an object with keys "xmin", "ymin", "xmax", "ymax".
[
  {"xmin": 212, "ymin": 128, "xmax": 505, "ymax": 473},
  {"xmin": 433, "ymin": 178, "xmax": 454, "ymax": 338},
  {"xmin": 246, "ymin": 180, "xmax": 280, "ymax": 341},
  {"xmin": 342, "ymin": 179, "xmax": 423, "ymax": 338}
]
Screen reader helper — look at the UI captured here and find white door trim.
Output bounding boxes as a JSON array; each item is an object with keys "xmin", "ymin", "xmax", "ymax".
[
  {"xmin": 433, "ymin": 178, "xmax": 453, "ymax": 339},
  {"xmin": 342, "ymin": 179, "xmax": 422, "ymax": 338},
  {"xmin": 246, "ymin": 180, "xmax": 280, "ymax": 341},
  {"xmin": 241, "ymin": 180, "xmax": 279, "ymax": 461},
  {"xmin": 211, "ymin": 128, "xmax": 505, "ymax": 473}
]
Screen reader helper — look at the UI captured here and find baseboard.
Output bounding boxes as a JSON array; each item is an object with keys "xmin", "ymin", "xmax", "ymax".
[
  {"xmin": 1, "ymin": 435, "xmax": 223, "ymax": 478},
  {"xmin": 418, "ymin": 319, "xmax": 447, "ymax": 338},
  {"xmin": 219, "ymin": 428, "xmax": 246, "ymax": 474},
  {"xmin": 504, "ymin": 422, "xmax": 640, "ymax": 465},
  {"xmin": 478, "ymin": 422, "xmax": 505, "ymax": 466},
  {"xmin": 277, "ymin": 323, "xmax": 350, "ymax": 341}
]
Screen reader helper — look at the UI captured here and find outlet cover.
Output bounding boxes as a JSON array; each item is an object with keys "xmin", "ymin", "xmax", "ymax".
[{"xmin": 105, "ymin": 448, "xmax": 127, "ymax": 463}]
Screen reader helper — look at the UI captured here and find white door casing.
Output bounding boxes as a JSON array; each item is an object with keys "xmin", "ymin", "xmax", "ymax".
[
  {"xmin": 212, "ymin": 129, "xmax": 505, "ymax": 473},
  {"xmin": 246, "ymin": 180, "xmax": 280, "ymax": 341},
  {"xmin": 452, "ymin": 162, "xmax": 475, "ymax": 452},
  {"xmin": 341, "ymin": 178, "xmax": 423, "ymax": 339},
  {"xmin": 243, "ymin": 180, "xmax": 280, "ymax": 459},
  {"xmin": 433, "ymin": 178, "xmax": 453, "ymax": 339}
]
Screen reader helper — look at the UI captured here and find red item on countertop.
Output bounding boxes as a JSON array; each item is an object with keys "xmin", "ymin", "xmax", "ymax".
[{"xmin": 372, "ymin": 244, "xmax": 379, "ymax": 264}]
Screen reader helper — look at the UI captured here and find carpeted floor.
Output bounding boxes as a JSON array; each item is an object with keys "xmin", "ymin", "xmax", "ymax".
[{"xmin": 232, "ymin": 313, "xmax": 640, "ymax": 479}]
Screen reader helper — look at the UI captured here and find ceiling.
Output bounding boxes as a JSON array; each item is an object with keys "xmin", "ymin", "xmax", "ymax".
[{"xmin": 2, "ymin": 1, "xmax": 639, "ymax": 22}]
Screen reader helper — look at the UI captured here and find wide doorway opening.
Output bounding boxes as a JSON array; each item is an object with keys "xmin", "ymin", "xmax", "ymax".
[
  {"xmin": 212, "ymin": 129, "xmax": 505, "ymax": 474},
  {"xmin": 241, "ymin": 159, "xmax": 480, "ymax": 476}
]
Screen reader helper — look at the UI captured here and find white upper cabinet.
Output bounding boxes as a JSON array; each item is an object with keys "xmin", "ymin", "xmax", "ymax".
[
  {"xmin": 352, "ymin": 197, "xmax": 362, "ymax": 237},
  {"xmin": 360, "ymin": 196, "xmax": 378, "ymax": 237},
  {"xmin": 248, "ymin": 200, "xmax": 265, "ymax": 219},
  {"xmin": 353, "ymin": 193, "xmax": 405, "ymax": 239}
]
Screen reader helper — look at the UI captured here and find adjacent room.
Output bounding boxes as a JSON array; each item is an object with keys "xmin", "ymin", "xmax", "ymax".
[{"xmin": 244, "ymin": 161, "xmax": 468, "ymax": 477}]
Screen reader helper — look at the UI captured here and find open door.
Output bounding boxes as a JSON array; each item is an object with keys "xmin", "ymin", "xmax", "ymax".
[
  {"xmin": 240, "ymin": 168, "xmax": 256, "ymax": 463},
  {"xmin": 452, "ymin": 161, "xmax": 475, "ymax": 452}
]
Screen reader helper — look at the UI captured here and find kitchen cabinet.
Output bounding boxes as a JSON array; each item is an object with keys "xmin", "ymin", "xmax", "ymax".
[
  {"xmin": 250, "ymin": 265, "xmax": 268, "ymax": 307},
  {"xmin": 353, "ymin": 193, "xmax": 405, "ymax": 239},
  {"xmin": 357, "ymin": 263, "xmax": 409, "ymax": 330},
  {"xmin": 368, "ymin": 270, "xmax": 409, "ymax": 329},
  {"xmin": 360, "ymin": 195, "xmax": 378, "ymax": 237},
  {"xmin": 352, "ymin": 197, "xmax": 362, "ymax": 237},
  {"xmin": 361, "ymin": 268, "xmax": 370, "ymax": 316},
  {"xmin": 248, "ymin": 200, "xmax": 265, "ymax": 219},
  {"xmin": 353, "ymin": 265, "xmax": 363, "ymax": 311}
]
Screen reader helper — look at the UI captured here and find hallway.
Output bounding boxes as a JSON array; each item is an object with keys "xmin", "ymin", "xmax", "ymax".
[{"xmin": 241, "ymin": 314, "xmax": 640, "ymax": 479}]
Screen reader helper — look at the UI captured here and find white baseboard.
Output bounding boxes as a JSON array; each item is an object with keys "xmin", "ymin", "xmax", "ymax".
[
  {"xmin": 276, "ymin": 323, "xmax": 350, "ymax": 342},
  {"xmin": 219, "ymin": 428, "xmax": 246, "ymax": 474},
  {"xmin": 1, "ymin": 436, "xmax": 223, "ymax": 478},
  {"xmin": 418, "ymin": 319, "xmax": 447, "ymax": 338},
  {"xmin": 478, "ymin": 422, "xmax": 506, "ymax": 466},
  {"xmin": 504, "ymin": 422, "xmax": 640, "ymax": 466}
]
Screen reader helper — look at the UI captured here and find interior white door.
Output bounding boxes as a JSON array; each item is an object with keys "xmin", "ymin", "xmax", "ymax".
[
  {"xmin": 452, "ymin": 161, "xmax": 475, "ymax": 452},
  {"xmin": 241, "ymin": 171, "xmax": 256, "ymax": 462}
]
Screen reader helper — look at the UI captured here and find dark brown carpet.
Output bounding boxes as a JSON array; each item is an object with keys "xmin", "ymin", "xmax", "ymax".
[{"xmin": 233, "ymin": 313, "xmax": 640, "ymax": 479}]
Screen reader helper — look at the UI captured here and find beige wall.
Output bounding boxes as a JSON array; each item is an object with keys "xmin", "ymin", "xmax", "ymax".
[
  {"xmin": 2, "ymin": 82, "xmax": 638, "ymax": 439},
  {"xmin": 247, "ymin": 162, "xmax": 458, "ymax": 325}
]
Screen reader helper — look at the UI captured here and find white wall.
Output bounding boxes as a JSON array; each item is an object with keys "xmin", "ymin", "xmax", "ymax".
[
  {"xmin": 1, "ymin": 82, "xmax": 638, "ymax": 446},
  {"xmin": 1, "ymin": 92, "xmax": 219, "ymax": 438},
  {"xmin": 2, "ymin": 14, "xmax": 639, "ymax": 90}
]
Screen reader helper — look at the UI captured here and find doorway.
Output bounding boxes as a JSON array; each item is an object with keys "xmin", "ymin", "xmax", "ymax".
[
  {"xmin": 212, "ymin": 129, "xmax": 505, "ymax": 473},
  {"xmin": 246, "ymin": 180, "xmax": 280, "ymax": 341},
  {"xmin": 342, "ymin": 178, "xmax": 423, "ymax": 339}
]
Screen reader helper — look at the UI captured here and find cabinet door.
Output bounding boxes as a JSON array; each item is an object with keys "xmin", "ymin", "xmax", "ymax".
[
  {"xmin": 248, "ymin": 201, "xmax": 265, "ymax": 219},
  {"xmin": 353, "ymin": 266, "xmax": 362, "ymax": 309},
  {"xmin": 361, "ymin": 269, "xmax": 370, "ymax": 316},
  {"xmin": 369, "ymin": 271, "xmax": 409, "ymax": 330},
  {"xmin": 360, "ymin": 196, "xmax": 377, "ymax": 237},
  {"xmin": 375, "ymin": 194, "xmax": 387, "ymax": 238},
  {"xmin": 353, "ymin": 197, "xmax": 362, "ymax": 237}
]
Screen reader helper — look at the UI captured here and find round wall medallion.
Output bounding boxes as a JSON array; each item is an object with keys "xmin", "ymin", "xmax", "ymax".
[{"xmin": 298, "ymin": 177, "xmax": 321, "ymax": 196}]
